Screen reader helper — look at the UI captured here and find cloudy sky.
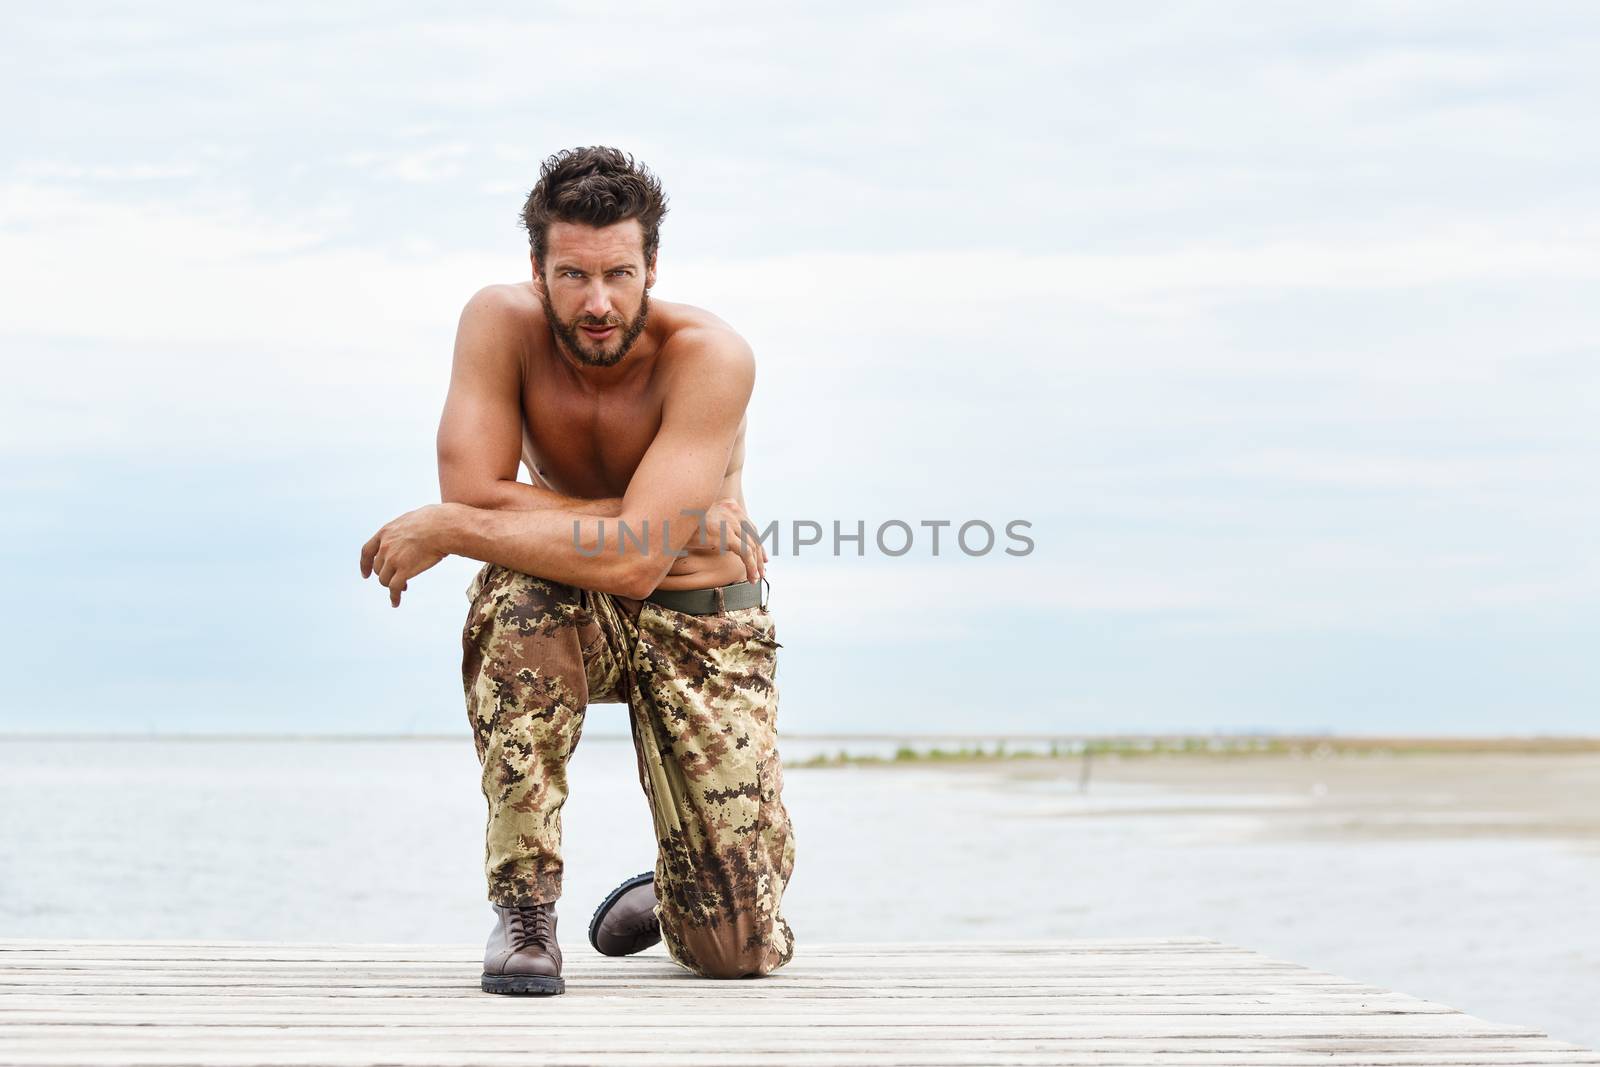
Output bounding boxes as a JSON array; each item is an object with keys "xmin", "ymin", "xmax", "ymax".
[{"xmin": 3, "ymin": 2, "xmax": 1596, "ymax": 736}]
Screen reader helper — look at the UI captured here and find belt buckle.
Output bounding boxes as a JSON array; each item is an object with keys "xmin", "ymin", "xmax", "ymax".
[{"xmin": 759, "ymin": 574, "xmax": 770, "ymax": 610}]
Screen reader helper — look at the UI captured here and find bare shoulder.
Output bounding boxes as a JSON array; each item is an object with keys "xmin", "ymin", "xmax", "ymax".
[
  {"xmin": 452, "ymin": 283, "xmax": 546, "ymax": 383},
  {"xmin": 462, "ymin": 280, "xmax": 545, "ymax": 329},
  {"xmin": 655, "ymin": 300, "xmax": 755, "ymax": 376}
]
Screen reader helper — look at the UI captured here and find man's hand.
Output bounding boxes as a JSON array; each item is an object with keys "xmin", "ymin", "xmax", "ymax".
[
  {"xmin": 360, "ymin": 503, "xmax": 459, "ymax": 607},
  {"xmin": 699, "ymin": 498, "xmax": 768, "ymax": 584}
]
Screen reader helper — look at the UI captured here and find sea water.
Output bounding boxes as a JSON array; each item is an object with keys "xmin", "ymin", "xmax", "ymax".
[{"xmin": 1, "ymin": 734, "xmax": 1596, "ymax": 1049}]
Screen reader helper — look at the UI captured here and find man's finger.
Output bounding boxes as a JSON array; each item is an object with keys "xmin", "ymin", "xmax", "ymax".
[
  {"xmin": 730, "ymin": 528, "xmax": 750, "ymax": 562},
  {"xmin": 360, "ymin": 531, "xmax": 382, "ymax": 578},
  {"xmin": 734, "ymin": 529, "xmax": 757, "ymax": 582},
  {"xmin": 390, "ymin": 579, "xmax": 405, "ymax": 608}
]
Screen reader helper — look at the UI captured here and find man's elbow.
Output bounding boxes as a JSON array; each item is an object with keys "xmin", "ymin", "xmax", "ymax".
[
  {"xmin": 437, "ymin": 444, "xmax": 509, "ymax": 508},
  {"xmin": 439, "ymin": 475, "xmax": 509, "ymax": 510},
  {"xmin": 587, "ymin": 566, "xmax": 655, "ymax": 602},
  {"xmin": 601, "ymin": 544, "xmax": 682, "ymax": 600},
  {"xmin": 436, "ymin": 461, "xmax": 477, "ymax": 506},
  {"xmin": 613, "ymin": 557, "xmax": 665, "ymax": 601},
  {"xmin": 573, "ymin": 525, "xmax": 661, "ymax": 599}
]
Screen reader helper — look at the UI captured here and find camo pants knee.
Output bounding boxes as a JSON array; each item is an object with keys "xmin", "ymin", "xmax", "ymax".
[{"xmin": 461, "ymin": 562, "xmax": 797, "ymax": 979}]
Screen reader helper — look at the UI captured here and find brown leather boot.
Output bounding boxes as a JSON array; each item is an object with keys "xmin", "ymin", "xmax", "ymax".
[
  {"xmin": 481, "ymin": 900, "xmax": 564, "ymax": 995},
  {"xmin": 587, "ymin": 871, "xmax": 661, "ymax": 957}
]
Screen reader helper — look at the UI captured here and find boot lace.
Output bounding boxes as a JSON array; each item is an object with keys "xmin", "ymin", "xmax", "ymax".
[
  {"xmin": 508, "ymin": 902, "xmax": 555, "ymax": 951},
  {"xmin": 625, "ymin": 914, "xmax": 659, "ymax": 938}
]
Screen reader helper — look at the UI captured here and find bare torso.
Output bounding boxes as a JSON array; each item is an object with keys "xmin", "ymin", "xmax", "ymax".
[{"xmin": 496, "ymin": 281, "xmax": 755, "ymax": 591}]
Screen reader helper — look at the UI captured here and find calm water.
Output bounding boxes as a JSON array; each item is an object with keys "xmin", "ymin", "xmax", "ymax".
[{"xmin": 1, "ymin": 735, "xmax": 1596, "ymax": 1050}]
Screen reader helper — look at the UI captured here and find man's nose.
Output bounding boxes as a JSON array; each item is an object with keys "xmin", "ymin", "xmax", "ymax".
[{"xmin": 582, "ymin": 283, "xmax": 612, "ymax": 320}]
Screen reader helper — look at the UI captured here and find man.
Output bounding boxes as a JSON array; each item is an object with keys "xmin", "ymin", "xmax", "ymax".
[{"xmin": 359, "ymin": 146, "xmax": 796, "ymax": 995}]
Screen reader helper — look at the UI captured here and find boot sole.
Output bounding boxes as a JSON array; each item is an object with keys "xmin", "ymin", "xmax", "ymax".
[
  {"xmin": 481, "ymin": 973, "xmax": 565, "ymax": 995},
  {"xmin": 588, "ymin": 870, "xmax": 657, "ymax": 955}
]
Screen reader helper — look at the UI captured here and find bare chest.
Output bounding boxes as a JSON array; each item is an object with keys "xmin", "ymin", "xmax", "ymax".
[{"xmin": 519, "ymin": 375, "xmax": 663, "ymax": 498}]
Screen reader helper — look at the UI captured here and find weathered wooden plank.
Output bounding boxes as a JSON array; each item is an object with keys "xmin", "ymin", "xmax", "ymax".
[
  {"xmin": 0, "ymin": 956, "xmax": 1311, "ymax": 970},
  {"xmin": 0, "ymin": 1010, "xmax": 1500, "ymax": 1031},
  {"xmin": 0, "ymin": 938, "xmax": 1591, "ymax": 1067},
  {"xmin": 0, "ymin": 971, "xmax": 1339, "ymax": 989},
  {"xmin": 0, "ymin": 966, "xmax": 1388, "ymax": 985},
  {"xmin": 1, "ymin": 1034, "xmax": 1594, "ymax": 1052},
  {"xmin": 1, "ymin": 1053, "xmax": 1598, "ymax": 1067},
  {"xmin": 0, "ymin": 1018, "xmax": 1562, "ymax": 1037},
  {"xmin": 2, "ymin": 1033, "xmax": 1595, "ymax": 1052},
  {"xmin": 0, "ymin": 938, "xmax": 1227, "ymax": 954},
  {"xmin": 0, "ymin": 994, "xmax": 1459, "ymax": 1015},
  {"xmin": 0, "ymin": 984, "xmax": 1408, "ymax": 1003},
  {"xmin": 0, "ymin": 985, "xmax": 1422, "ymax": 1002}
]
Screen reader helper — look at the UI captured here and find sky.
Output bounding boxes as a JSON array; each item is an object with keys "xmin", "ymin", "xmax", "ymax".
[{"xmin": 2, "ymin": 2, "xmax": 1597, "ymax": 736}]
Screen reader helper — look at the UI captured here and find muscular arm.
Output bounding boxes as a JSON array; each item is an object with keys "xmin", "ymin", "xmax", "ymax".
[
  {"xmin": 441, "ymin": 332, "xmax": 755, "ymax": 598},
  {"xmin": 362, "ymin": 314, "xmax": 756, "ymax": 605},
  {"xmin": 435, "ymin": 287, "xmax": 622, "ymax": 517}
]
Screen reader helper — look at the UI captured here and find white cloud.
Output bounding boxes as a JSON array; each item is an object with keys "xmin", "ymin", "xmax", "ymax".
[
  {"xmin": 7, "ymin": 180, "xmax": 1598, "ymax": 354},
  {"xmin": 340, "ymin": 143, "xmax": 473, "ymax": 184},
  {"xmin": 4, "ymin": 1, "xmax": 1599, "ymax": 732}
]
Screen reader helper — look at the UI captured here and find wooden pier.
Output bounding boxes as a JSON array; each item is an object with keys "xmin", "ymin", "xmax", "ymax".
[{"xmin": 1, "ymin": 937, "xmax": 1595, "ymax": 1065}]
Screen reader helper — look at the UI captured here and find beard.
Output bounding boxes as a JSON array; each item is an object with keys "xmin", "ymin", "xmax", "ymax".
[{"xmin": 542, "ymin": 286, "xmax": 651, "ymax": 369}]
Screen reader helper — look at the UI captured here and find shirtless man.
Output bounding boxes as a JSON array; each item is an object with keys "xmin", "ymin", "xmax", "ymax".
[{"xmin": 359, "ymin": 147, "xmax": 796, "ymax": 995}]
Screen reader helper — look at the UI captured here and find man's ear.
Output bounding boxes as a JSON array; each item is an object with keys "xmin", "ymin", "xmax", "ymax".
[
  {"xmin": 530, "ymin": 253, "xmax": 546, "ymax": 296},
  {"xmin": 645, "ymin": 255, "xmax": 658, "ymax": 291}
]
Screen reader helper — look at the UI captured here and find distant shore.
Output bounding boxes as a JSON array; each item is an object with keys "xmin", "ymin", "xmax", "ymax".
[
  {"xmin": 786, "ymin": 743, "xmax": 1600, "ymax": 846},
  {"xmin": 6, "ymin": 730, "xmax": 1600, "ymax": 767},
  {"xmin": 785, "ymin": 733, "xmax": 1600, "ymax": 768}
]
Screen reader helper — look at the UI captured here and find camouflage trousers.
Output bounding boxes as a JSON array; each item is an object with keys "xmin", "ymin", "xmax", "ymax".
[{"xmin": 461, "ymin": 562, "xmax": 797, "ymax": 979}]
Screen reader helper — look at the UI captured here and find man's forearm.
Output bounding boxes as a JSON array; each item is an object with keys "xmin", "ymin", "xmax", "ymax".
[
  {"xmin": 445, "ymin": 477, "xmax": 623, "ymax": 517},
  {"xmin": 442, "ymin": 503, "xmax": 652, "ymax": 598}
]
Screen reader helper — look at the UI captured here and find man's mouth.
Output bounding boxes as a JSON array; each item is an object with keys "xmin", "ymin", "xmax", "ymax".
[{"xmin": 580, "ymin": 324, "xmax": 617, "ymax": 341}]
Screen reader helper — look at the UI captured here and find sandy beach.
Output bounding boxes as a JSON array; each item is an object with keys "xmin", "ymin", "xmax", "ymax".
[
  {"xmin": 942, "ymin": 749, "xmax": 1600, "ymax": 846},
  {"xmin": 786, "ymin": 733, "xmax": 1600, "ymax": 845}
]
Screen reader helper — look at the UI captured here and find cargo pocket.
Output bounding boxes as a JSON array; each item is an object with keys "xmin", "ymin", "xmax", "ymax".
[{"xmin": 724, "ymin": 605, "xmax": 782, "ymax": 649}]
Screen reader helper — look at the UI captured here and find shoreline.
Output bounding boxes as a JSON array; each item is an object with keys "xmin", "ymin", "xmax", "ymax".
[
  {"xmin": 845, "ymin": 749, "xmax": 1600, "ymax": 846},
  {"xmin": 5, "ymin": 730, "xmax": 1600, "ymax": 753},
  {"xmin": 786, "ymin": 734, "xmax": 1600, "ymax": 768}
]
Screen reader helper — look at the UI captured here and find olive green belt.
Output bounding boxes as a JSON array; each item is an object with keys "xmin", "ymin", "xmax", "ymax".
[{"xmin": 644, "ymin": 578, "xmax": 766, "ymax": 615}]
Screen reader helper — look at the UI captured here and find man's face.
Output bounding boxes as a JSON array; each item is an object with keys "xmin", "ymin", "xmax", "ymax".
[{"xmin": 535, "ymin": 218, "xmax": 656, "ymax": 368}]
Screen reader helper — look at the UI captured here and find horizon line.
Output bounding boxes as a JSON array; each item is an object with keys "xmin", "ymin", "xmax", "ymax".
[{"xmin": 4, "ymin": 730, "xmax": 1599, "ymax": 743}]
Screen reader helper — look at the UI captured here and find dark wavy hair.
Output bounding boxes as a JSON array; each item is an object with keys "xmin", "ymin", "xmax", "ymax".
[{"xmin": 520, "ymin": 146, "xmax": 669, "ymax": 270}]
